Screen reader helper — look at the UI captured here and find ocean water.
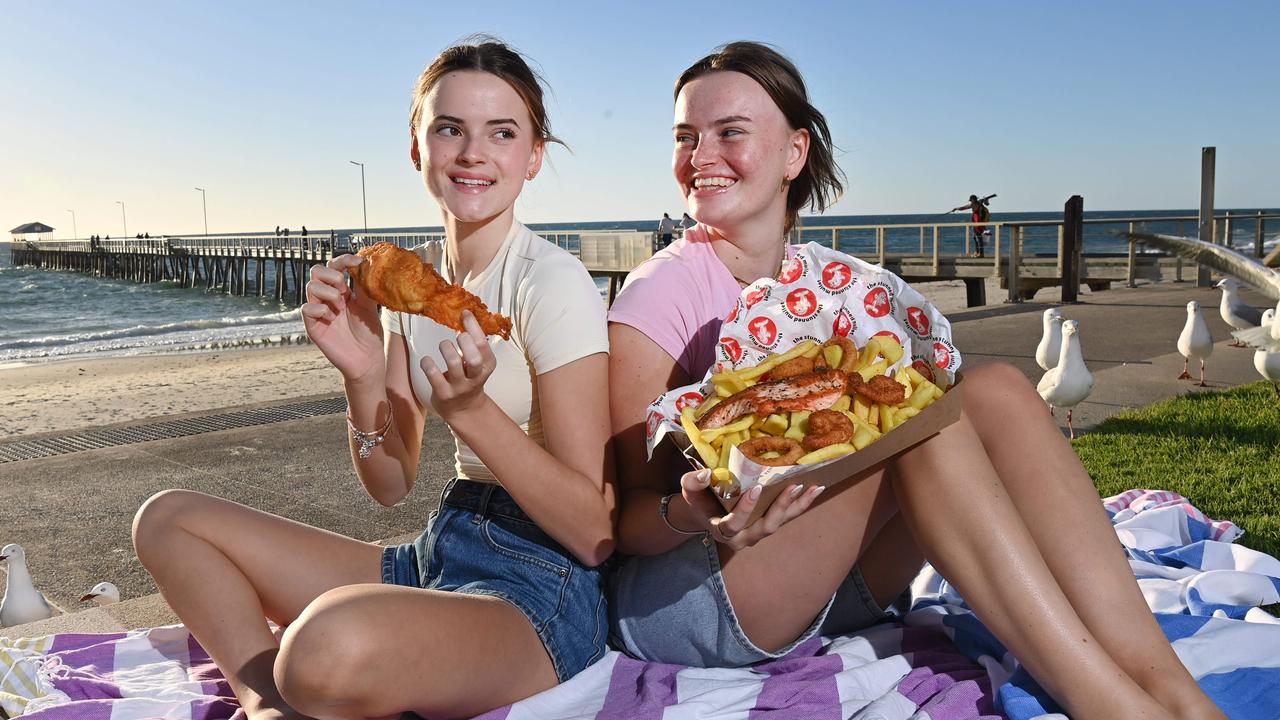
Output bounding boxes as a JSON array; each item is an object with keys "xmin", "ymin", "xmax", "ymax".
[{"xmin": 3, "ymin": 209, "xmax": 1275, "ymax": 365}]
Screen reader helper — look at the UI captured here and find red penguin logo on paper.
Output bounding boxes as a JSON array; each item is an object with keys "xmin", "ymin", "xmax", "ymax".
[
  {"xmin": 778, "ymin": 256, "xmax": 804, "ymax": 284},
  {"xmin": 719, "ymin": 337, "xmax": 743, "ymax": 364},
  {"xmin": 725, "ymin": 300, "xmax": 741, "ymax": 325},
  {"xmin": 873, "ymin": 329, "xmax": 901, "ymax": 345},
  {"xmin": 645, "ymin": 410, "xmax": 663, "ymax": 439},
  {"xmin": 832, "ymin": 308, "xmax": 855, "ymax": 338},
  {"xmin": 674, "ymin": 392, "xmax": 704, "ymax": 415},
  {"xmin": 744, "ymin": 286, "xmax": 771, "ymax": 309},
  {"xmin": 748, "ymin": 316, "xmax": 780, "ymax": 349},
  {"xmin": 820, "ymin": 261, "xmax": 853, "ymax": 293},
  {"xmin": 863, "ymin": 284, "xmax": 893, "ymax": 318},
  {"xmin": 783, "ymin": 288, "xmax": 819, "ymax": 322},
  {"xmin": 932, "ymin": 341, "xmax": 953, "ymax": 370},
  {"xmin": 912, "ymin": 358, "xmax": 936, "ymax": 383},
  {"xmin": 905, "ymin": 306, "xmax": 931, "ymax": 337}
]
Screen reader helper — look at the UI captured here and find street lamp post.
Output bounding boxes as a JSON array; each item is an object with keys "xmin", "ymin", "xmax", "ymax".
[
  {"xmin": 115, "ymin": 201, "xmax": 128, "ymax": 237},
  {"xmin": 66, "ymin": 209, "xmax": 78, "ymax": 240},
  {"xmin": 195, "ymin": 187, "xmax": 208, "ymax": 235},
  {"xmin": 349, "ymin": 160, "xmax": 367, "ymax": 233}
]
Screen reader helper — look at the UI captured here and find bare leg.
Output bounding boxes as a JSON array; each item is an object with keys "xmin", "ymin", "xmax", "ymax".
[
  {"xmin": 1198, "ymin": 359, "xmax": 1208, "ymax": 387},
  {"xmin": 890, "ymin": 414, "xmax": 1170, "ymax": 719},
  {"xmin": 275, "ymin": 585, "xmax": 558, "ymax": 720},
  {"xmin": 1178, "ymin": 358, "xmax": 1192, "ymax": 380},
  {"xmin": 1067, "ymin": 407, "xmax": 1075, "ymax": 438},
  {"xmin": 961, "ymin": 362, "xmax": 1225, "ymax": 719},
  {"xmin": 133, "ymin": 490, "xmax": 384, "ymax": 719}
]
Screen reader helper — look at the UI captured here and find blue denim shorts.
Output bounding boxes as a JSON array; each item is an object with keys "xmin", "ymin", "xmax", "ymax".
[
  {"xmin": 609, "ymin": 533, "xmax": 891, "ymax": 668},
  {"xmin": 382, "ymin": 479, "xmax": 609, "ymax": 682}
]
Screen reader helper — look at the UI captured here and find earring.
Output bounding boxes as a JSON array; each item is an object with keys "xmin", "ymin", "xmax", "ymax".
[
  {"xmin": 413, "ymin": 160, "xmax": 421, "ymax": 171},
  {"xmin": 526, "ymin": 171, "xmax": 536, "ymax": 181}
]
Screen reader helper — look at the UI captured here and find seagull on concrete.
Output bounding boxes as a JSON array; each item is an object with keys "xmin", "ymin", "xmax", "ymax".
[
  {"xmin": 1216, "ymin": 278, "xmax": 1264, "ymax": 346},
  {"xmin": 1, "ymin": 544, "xmax": 56, "ymax": 627},
  {"xmin": 1248, "ymin": 309, "xmax": 1280, "ymax": 399},
  {"xmin": 1234, "ymin": 297, "xmax": 1280, "ymax": 355},
  {"xmin": 1177, "ymin": 300, "xmax": 1214, "ymax": 387},
  {"xmin": 80, "ymin": 581, "xmax": 121, "ymax": 606},
  {"xmin": 1037, "ymin": 319, "xmax": 1094, "ymax": 438},
  {"xmin": 1036, "ymin": 308, "xmax": 1064, "ymax": 371}
]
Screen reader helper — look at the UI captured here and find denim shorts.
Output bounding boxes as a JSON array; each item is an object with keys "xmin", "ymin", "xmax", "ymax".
[
  {"xmin": 609, "ymin": 533, "xmax": 891, "ymax": 668},
  {"xmin": 382, "ymin": 479, "xmax": 609, "ymax": 682}
]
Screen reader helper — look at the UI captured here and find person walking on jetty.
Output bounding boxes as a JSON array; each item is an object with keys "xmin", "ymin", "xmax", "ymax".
[
  {"xmin": 133, "ymin": 39, "xmax": 614, "ymax": 720},
  {"xmin": 950, "ymin": 193, "xmax": 995, "ymax": 257},
  {"xmin": 657, "ymin": 211, "xmax": 678, "ymax": 248},
  {"xmin": 606, "ymin": 41, "xmax": 1224, "ymax": 720}
]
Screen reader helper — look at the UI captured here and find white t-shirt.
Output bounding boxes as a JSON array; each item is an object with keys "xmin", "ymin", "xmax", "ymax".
[{"xmin": 383, "ymin": 221, "xmax": 609, "ymax": 482}]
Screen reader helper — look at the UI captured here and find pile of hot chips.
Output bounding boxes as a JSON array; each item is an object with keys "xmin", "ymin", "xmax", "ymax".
[{"xmin": 678, "ymin": 336, "xmax": 946, "ymax": 492}]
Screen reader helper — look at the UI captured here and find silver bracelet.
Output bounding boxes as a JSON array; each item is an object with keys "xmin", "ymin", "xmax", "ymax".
[
  {"xmin": 659, "ymin": 493, "xmax": 702, "ymax": 536},
  {"xmin": 347, "ymin": 406, "xmax": 394, "ymax": 459}
]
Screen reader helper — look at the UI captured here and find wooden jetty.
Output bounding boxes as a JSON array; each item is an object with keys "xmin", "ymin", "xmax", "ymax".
[{"xmin": 7, "ymin": 210, "xmax": 1276, "ymax": 307}]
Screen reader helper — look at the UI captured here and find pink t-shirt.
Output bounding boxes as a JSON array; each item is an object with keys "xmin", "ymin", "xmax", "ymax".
[{"xmin": 609, "ymin": 225, "xmax": 789, "ymax": 379}]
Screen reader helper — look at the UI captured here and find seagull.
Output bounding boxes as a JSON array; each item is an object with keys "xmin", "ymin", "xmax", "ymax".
[
  {"xmin": 1037, "ymin": 319, "xmax": 1094, "ymax": 438},
  {"xmin": 1234, "ymin": 297, "xmax": 1280, "ymax": 354},
  {"xmin": 1120, "ymin": 231, "xmax": 1280, "ymax": 302},
  {"xmin": 1248, "ymin": 308, "xmax": 1280, "ymax": 399},
  {"xmin": 1216, "ymin": 278, "xmax": 1264, "ymax": 346},
  {"xmin": 1, "ymin": 544, "xmax": 56, "ymax": 627},
  {"xmin": 1177, "ymin": 300, "xmax": 1214, "ymax": 387},
  {"xmin": 80, "ymin": 581, "xmax": 121, "ymax": 606},
  {"xmin": 1035, "ymin": 308, "xmax": 1064, "ymax": 371}
]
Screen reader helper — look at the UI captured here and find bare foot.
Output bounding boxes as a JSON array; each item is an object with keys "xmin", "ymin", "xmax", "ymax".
[{"xmin": 238, "ymin": 686, "xmax": 312, "ymax": 720}]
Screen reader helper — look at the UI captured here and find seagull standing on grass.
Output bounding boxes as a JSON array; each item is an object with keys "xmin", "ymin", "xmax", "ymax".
[
  {"xmin": 1035, "ymin": 308, "xmax": 1064, "ymax": 371},
  {"xmin": 1216, "ymin": 278, "xmax": 1263, "ymax": 346},
  {"xmin": 1247, "ymin": 308, "xmax": 1280, "ymax": 399},
  {"xmin": 1, "ymin": 544, "xmax": 56, "ymax": 627},
  {"xmin": 1037, "ymin": 319, "xmax": 1094, "ymax": 438},
  {"xmin": 1177, "ymin": 301, "xmax": 1214, "ymax": 387},
  {"xmin": 80, "ymin": 581, "xmax": 121, "ymax": 606}
]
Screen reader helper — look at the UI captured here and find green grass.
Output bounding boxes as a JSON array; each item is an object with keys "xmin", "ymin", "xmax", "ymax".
[{"xmin": 1073, "ymin": 381, "xmax": 1280, "ymax": 561}]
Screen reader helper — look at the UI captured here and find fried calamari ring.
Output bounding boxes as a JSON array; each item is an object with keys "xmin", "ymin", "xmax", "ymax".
[
  {"xmin": 802, "ymin": 409, "xmax": 855, "ymax": 451},
  {"xmin": 768, "ymin": 356, "xmax": 815, "ymax": 380},
  {"xmin": 739, "ymin": 437, "xmax": 804, "ymax": 467},
  {"xmin": 852, "ymin": 374, "xmax": 907, "ymax": 406},
  {"xmin": 822, "ymin": 336, "xmax": 860, "ymax": 372}
]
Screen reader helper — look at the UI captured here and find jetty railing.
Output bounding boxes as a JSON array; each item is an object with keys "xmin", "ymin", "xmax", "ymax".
[{"xmin": 8, "ymin": 211, "xmax": 1275, "ymax": 307}]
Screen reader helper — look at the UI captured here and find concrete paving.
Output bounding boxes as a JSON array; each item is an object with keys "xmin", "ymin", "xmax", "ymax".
[{"xmin": 1, "ymin": 279, "xmax": 1273, "ymax": 636}]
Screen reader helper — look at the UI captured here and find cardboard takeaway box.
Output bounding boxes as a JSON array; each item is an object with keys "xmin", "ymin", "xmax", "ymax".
[{"xmin": 675, "ymin": 374, "xmax": 965, "ymax": 528}]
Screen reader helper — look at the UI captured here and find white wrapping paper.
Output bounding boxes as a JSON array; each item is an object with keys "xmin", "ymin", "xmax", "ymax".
[{"xmin": 643, "ymin": 242, "xmax": 962, "ymax": 495}]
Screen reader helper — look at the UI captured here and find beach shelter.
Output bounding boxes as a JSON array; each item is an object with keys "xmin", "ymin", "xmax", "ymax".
[{"xmin": 9, "ymin": 222, "xmax": 55, "ymax": 242}]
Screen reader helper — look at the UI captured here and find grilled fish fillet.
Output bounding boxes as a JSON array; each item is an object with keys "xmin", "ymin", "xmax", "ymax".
[{"xmin": 697, "ymin": 368, "xmax": 850, "ymax": 430}]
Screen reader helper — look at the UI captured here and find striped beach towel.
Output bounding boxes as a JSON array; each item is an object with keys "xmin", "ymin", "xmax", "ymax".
[{"xmin": 2, "ymin": 490, "xmax": 1276, "ymax": 719}]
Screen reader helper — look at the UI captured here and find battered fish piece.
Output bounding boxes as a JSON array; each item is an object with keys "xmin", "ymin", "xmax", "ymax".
[{"xmin": 351, "ymin": 242, "xmax": 512, "ymax": 339}]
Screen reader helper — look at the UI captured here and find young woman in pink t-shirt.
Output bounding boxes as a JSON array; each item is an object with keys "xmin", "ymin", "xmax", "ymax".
[{"xmin": 608, "ymin": 42, "xmax": 1224, "ymax": 720}]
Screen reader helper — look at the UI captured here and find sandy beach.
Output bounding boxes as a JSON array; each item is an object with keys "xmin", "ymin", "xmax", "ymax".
[{"xmin": 0, "ymin": 278, "xmax": 999, "ymax": 438}]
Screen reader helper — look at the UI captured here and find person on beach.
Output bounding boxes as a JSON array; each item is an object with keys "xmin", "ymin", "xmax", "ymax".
[
  {"xmin": 133, "ymin": 39, "xmax": 614, "ymax": 719},
  {"xmin": 951, "ymin": 193, "xmax": 994, "ymax": 257},
  {"xmin": 606, "ymin": 42, "xmax": 1224, "ymax": 720},
  {"xmin": 657, "ymin": 212, "xmax": 678, "ymax": 248}
]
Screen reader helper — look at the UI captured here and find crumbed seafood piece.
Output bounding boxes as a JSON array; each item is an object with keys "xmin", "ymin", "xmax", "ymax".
[
  {"xmin": 739, "ymin": 437, "xmax": 804, "ymax": 466},
  {"xmin": 351, "ymin": 242, "xmax": 512, "ymax": 339},
  {"xmin": 823, "ymin": 336, "xmax": 860, "ymax": 372},
  {"xmin": 697, "ymin": 368, "xmax": 850, "ymax": 430},
  {"xmin": 802, "ymin": 409, "xmax": 855, "ymax": 451},
  {"xmin": 850, "ymin": 373, "xmax": 907, "ymax": 406},
  {"xmin": 768, "ymin": 356, "xmax": 815, "ymax": 380}
]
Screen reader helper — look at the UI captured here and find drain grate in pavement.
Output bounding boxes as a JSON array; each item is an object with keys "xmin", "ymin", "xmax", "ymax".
[{"xmin": 0, "ymin": 397, "xmax": 348, "ymax": 464}]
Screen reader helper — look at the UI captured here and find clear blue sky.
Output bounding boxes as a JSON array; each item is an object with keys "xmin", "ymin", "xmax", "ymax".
[{"xmin": 4, "ymin": 0, "xmax": 1277, "ymax": 238}]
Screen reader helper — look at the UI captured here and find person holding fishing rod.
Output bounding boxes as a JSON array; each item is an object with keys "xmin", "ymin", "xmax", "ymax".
[{"xmin": 949, "ymin": 193, "xmax": 996, "ymax": 257}]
